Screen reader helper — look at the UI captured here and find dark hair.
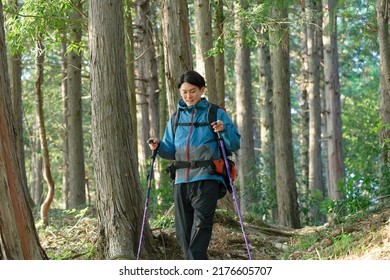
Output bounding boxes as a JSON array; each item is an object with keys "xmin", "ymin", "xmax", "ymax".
[{"xmin": 177, "ymin": 70, "xmax": 206, "ymax": 89}]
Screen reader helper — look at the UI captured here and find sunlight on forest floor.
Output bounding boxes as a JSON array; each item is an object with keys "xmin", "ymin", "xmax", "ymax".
[{"xmin": 37, "ymin": 202, "xmax": 390, "ymax": 260}]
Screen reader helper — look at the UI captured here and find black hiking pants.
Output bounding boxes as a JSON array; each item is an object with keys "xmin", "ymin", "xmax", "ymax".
[{"xmin": 174, "ymin": 180, "xmax": 219, "ymax": 260}]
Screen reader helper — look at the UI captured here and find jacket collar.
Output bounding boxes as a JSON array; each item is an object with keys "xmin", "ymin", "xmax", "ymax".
[{"xmin": 178, "ymin": 97, "xmax": 209, "ymax": 111}]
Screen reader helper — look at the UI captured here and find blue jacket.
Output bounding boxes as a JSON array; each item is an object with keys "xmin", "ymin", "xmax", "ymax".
[{"xmin": 158, "ymin": 98, "xmax": 241, "ymax": 185}]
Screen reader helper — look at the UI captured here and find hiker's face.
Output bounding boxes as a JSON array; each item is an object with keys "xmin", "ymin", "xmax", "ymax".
[{"xmin": 179, "ymin": 82, "xmax": 205, "ymax": 106}]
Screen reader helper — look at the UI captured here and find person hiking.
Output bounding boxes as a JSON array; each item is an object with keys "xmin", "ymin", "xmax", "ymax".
[{"xmin": 147, "ymin": 70, "xmax": 241, "ymax": 260}]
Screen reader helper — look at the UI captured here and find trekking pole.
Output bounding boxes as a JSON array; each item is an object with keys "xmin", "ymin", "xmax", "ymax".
[
  {"xmin": 217, "ymin": 132, "xmax": 252, "ymax": 260},
  {"xmin": 137, "ymin": 148, "xmax": 158, "ymax": 260}
]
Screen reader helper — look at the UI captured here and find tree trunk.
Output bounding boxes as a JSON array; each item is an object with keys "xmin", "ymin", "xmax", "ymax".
[
  {"xmin": 234, "ymin": 0, "xmax": 256, "ymax": 214},
  {"xmin": 0, "ymin": 2, "xmax": 47, "ymax": 259},
  {"xmin": 156, "ymin": 24, "xmax": 167, "ymax": 206},
  {"xmin": 31, "ymin": 114, "xmax": 43, "ymax": 207},
  {"xmin": 194, "ymin": 0, "xmax": 217, "ymax": 104},
  {"xmin": 322, "ymin": 0, "xmax": 345, "ymax": 200},
  {"xmin": 146, "ymin": 7, "xmax": 159, "ymax": 146},
  {"xmin": 67, "ymin": 0, "xmax": 86, "ymax": 208},
  {"xmin": 213, "ymin": 0, "xmax": 233, "ymax": 212},
  {"xmin": 258, "ymin": 39, "xmax": 277, "ymax": 222},
  {"xmin": 269, "ymin": 4, "xmax": 300, "ymax": 228},
  {"xmin": 88, "ymin": 0, "xmax": 153, "ymax": 259},
  {"xmin": 377, "ymin": 0, "xmax": 390, "ymax": 193},
  {"xmin": 161, "ymin": 0, "xmax": 192, "ymax": 115},
  {"xmin": 35, "ymin": 38, "xmax": 55, "ymax": 227},
  {"xmin": 299, "ymin": 86, "xmax": 309, "ymax": 216},
  {"xmin": 214, "ymin": 0, "xmax": 225, "ymax": 106},
  {"xmin": 306, "ymin": 0, "xmax": 325, "ymax": 223},
  {"xmin": 124, "ymin": 0, "xmax": 138, "ymax": 161},
  {"xmin": 134, "ymin": 0, "xmax": 159, "ymax": 172},
  {"xmin": 61, "ymin": 31, "xmax": 70, "ymax": 209},
  {"xmin": 299, "ymin": 2, "xmax": 309, "ymax": 219},
  {"xmin": 7, "ymin": 0, "xmax": 34, "ymax": 210}
]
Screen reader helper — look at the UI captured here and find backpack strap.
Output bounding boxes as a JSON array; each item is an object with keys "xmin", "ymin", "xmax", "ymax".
[
  {"xmin": 174, "ymin": 160, "xmax": 213, "ymax": 169},
  {"xmin": 206, "ymin": 103, "xmax": 220, "ymax": 139},
  {"xmin": 172, "ymin": 103, "xmax": 226, "ymax": 145},
  {"xmin": 172, "ymin": 103, "xmax": 220, "ymax": 136},
  {"xmin": 171, "ymin": 108, "xmax": 181, "ymax": 136}
]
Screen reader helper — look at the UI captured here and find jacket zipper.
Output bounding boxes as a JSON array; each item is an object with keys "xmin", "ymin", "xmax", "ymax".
[{"xmin": 185, "ymin": 109, "xmax": 195, "ymax": 182}]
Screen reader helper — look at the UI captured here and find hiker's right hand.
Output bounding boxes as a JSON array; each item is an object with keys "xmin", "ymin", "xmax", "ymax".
[{"xmin": 147, "ymin": 138, "xmax": 160, "ymax": 150}]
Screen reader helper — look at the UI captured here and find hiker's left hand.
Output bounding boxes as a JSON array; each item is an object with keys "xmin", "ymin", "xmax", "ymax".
[{"xmin": 211, "ymin": 120, "xmax": 224, "ymax": 133}]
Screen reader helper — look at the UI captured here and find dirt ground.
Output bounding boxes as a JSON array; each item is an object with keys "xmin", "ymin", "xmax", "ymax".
[{"xmin": 39, "ymin": 202, "xmax": 390, "ymax": 260}]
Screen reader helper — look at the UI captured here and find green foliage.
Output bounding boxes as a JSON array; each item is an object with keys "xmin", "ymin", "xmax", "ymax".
[
  {"xmin": 295, "ymin": 234, "xmax": 318, "ymax": 252},
  {"xmin": 247, "ymin": 167, "xmax": 277, "ymax": 222},
  {"xmin": 330, "ymin": 232, "xmax": 354, "ymax": 257},
  {"xmin": 138, "ymin": 157, "xmax": 174, "ymax": 220},
  {"xmin": 150, "ymin": 214, "xmax": 175, "ymax": 229},
  {"xmin": 5, "ymin": 0, "xmax": 73, "ymax": 54},
  {"xmin": 321, "ymin": 172, "xmax": 378, "ymax": 218},
  {"xmin": 299, "ymin": 189, "xmax": 326, "ymax": 226}
]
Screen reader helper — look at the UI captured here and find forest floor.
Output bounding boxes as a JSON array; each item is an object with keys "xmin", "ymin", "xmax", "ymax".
[{"xmin": 37, "ymin": 200, "xmax": 390, "ymax": 260}]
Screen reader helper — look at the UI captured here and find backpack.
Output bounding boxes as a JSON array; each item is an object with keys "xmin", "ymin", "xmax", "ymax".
[{"xmin": 168, "ymin": 103, "xmax": 236, "ymax": 194}]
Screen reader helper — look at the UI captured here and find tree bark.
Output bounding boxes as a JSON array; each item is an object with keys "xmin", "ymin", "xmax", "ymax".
[
  {"xmin": 269, "ymin": 3, "xmax": 300, "ymax": 228},
  {"xmin": 214, "ymin": 0, "xmax": 225, "ymax": 106},
  {"xmin": 299, "ymin": 2, "xmax": 309, "ymax": 218},
  {"xmin": 124, "ymin": 0, "xmax": 138, "ymax": 161},
  {"xmin": 377, "ymin": 0, "xmax": 390, "ymax": 192},
  {"xmin": 306, "ymin": 0, "xmax": 325, "ymax": 223},
  {"xmin": 134, "ymin": 0, "xmax": 159, "ymax": 172},
  {"xmin": 61, "ymin": 31, "xmax": 70, "ymax": 209},
  {"xmin": 234, "ymin": 0, "xmax": 256, "ymax": 214},
  {"xmin": 7, "ymin": 0, "xmax": 34, "ymax": 209},
  {"xmin": 194, "ymin": 0, "xmax": 217, "ymax": 104},
  {"xmin": 0, "ymin": 2, "xmax": 47, "ymax": 259},
  {"xmin": 322, "ymin": 0, "xmax": 345, "ymax": 200},
  {"xmin": 88, "ymin": 0, "xmax": 153, "ymax": 259},
  {"xmin": 35, "ymin": 38, "xmax": 55, "ymax": 227},
  {"xmin": 258, "ymin": 39, "xmax": 277, "ymax": 222},
  {"xmin": 67, "ymin": 0, "xmax": 86, "ymax": 208},
  {"xmin": 161, "ymin": 0, "xmax": 192, "ymax": 115}
]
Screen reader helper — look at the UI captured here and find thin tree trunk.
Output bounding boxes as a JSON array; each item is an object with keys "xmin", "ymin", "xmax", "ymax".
[
  {"xmin": 146, "ymin": 6, "xmax": 159, "ymax": 145},
  {"xmin": 214, "ymin": 0, "xmax": 225, "ymax": 106},
  {"xmin": 258, "ymin": 40, "xmax": 277, "ymax": 222},
  {"xmin": 214, "ymin": 0, "xmax": 233, "ymax": 212},
  {"xmin": 35, "ymin": 38, "xmax": 55, "ymax": 227},
  {"xmin": 156, "ymin": 24, "xmax": 167, "ymax": 206},
  {"xmin": 299, "ymin": 2, "xmax": 309, "ymax": 219},
  {"xmin": 134, "ymin": 0, "xmax": 152, "ymax": 171},
  {"xmin": 234, "ymin": 0, "xmax": 256, "ymax": 214},
  {"xmin": 31, "ymin": 114, "xmax": 43, "ymax": 207},
  {"xmin": 67, "ymin": 0, "xmax": 86, "ymax": 208},
  {"xmin": 306, "ymin": 0, "xmax": 325, "ymax": 223},
  {"xmin": 61, "ymin": 31, "xmax": 70, "ymax": 209}
]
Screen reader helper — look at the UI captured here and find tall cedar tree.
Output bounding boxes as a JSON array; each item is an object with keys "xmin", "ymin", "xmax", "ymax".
[
  {"xmin": 0, "ymin": 1, "xmax": 47, "ymax": 259},
  {"xmin": 269, "ymin": 2, "xmax": 301, "ymax": 228},
  {"xmin": 88, "ymin": 0, "xmax": 153, "ymax": 259}
]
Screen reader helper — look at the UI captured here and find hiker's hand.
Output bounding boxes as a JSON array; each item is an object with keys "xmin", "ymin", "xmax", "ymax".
[
  {"xmin": 211, "ymin": 120, "xmax": 224, "ymax": 133},
  {"xmin": 147, "ymin": 138, "xmax": 160, "ymax": 150}
]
